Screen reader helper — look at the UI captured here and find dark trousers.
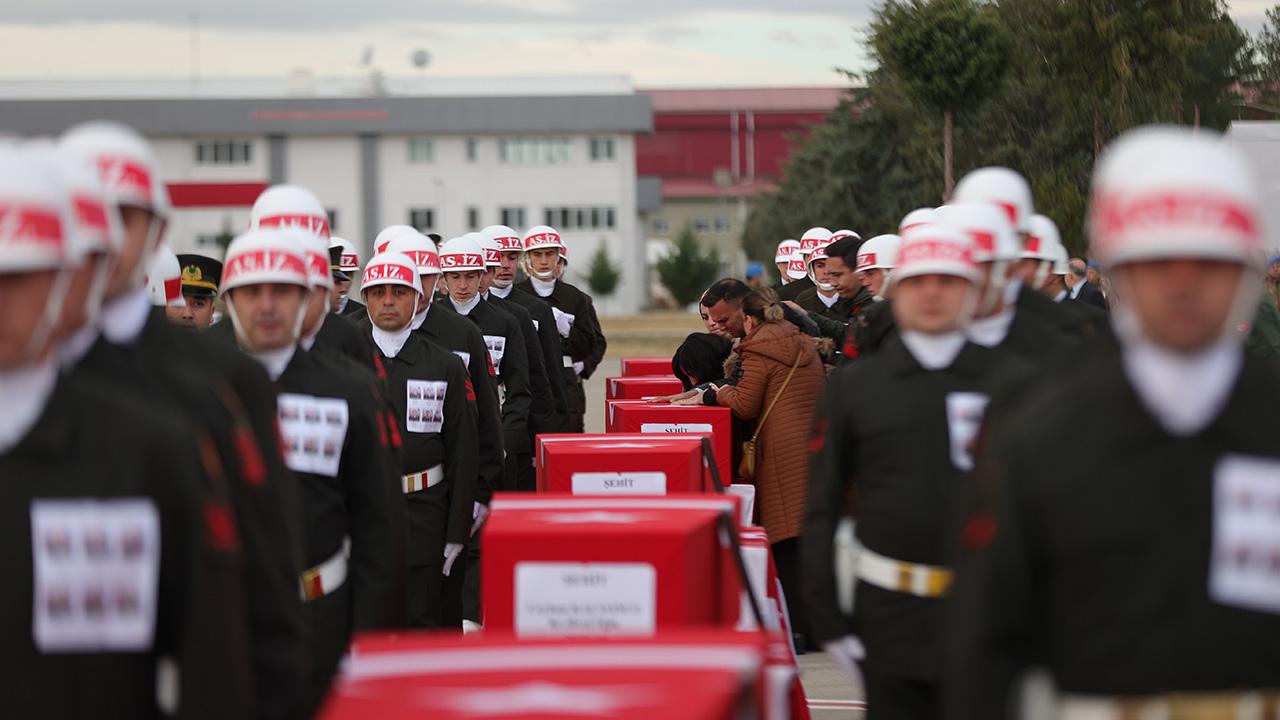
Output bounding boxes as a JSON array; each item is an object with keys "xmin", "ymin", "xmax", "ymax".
[
  {"xmin": 514, "ymin": 452, "xmax": 536, "ymax": 492},
  {"xmin": 865, "ymin": 668, "xmax": 938, "ymax": 720},
  {"xmin": 303, "ymin": 584, "xmax": 352, "ymax": 714},
  {"xmin": 407, "ymin": 563, "xmax": 447, "ymax": 628},
  {"xmin": 771, "ymin": 537, "xmax": 812, "ymax": 642}
]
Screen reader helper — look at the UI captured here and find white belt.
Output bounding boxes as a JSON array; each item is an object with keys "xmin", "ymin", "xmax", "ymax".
[
  {"xmin": 562, "ymin": 355, "xmax": 574, "ymax": 368},
  {"xmin": 856, "ymin": 545, "xmax": 953, "ymax": 598},
  {"xmin": 1058, "ymin": 691, "xmax": 1280, "ymax": 720},
  {"xmin": 300, "ymin": 537, "xmax": 350, "ymax": 602},
  {"xmin": 402, "ymin": 464, "xmax": 444, "ymax": 494}
]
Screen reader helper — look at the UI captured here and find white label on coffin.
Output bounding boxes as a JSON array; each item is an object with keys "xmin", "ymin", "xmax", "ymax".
[
  {"xmin": 277, "ymin": 393, "xmax": 349, "ymax": 477},
  {"xmin": 452, "ymin": 350, "xmax": 471, "ymax": 369},
  {"xmin": 945, "ymin": 392, "xmax": 989, "ymax": 471},
  {"xmin": 483, "ymin": 335, "xmax": 506, "ymax": 372},
  {"xmin": 640, "ymin": 423, "xmax": 713, "ymax": 435},
  {"xmin": 728, "ymin": 484, "xmax": 757, "ymax": 526},
  {"xmin": 1210, "ymin": 454, "xmax": 1280, "ymax": 615},
  {"xmin": 515, "ymin": 562, "xmax": 656, "ymax": 636},
  {"xmin": 571, "ymin": 472, "xmax": 667, "ymax": 495},
  {"xmin": 736, "ymin": 544, "xmax": 774, "ymax": 631},
  {"xmin": 31, "ymin": 498, "xmax": 160, "ymax": 652},
  {"xmin": 406, "ymin": 380, "xmax": 447, "ymax": 434}
]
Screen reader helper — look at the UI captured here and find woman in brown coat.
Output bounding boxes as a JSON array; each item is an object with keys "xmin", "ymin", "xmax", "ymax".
[{"xmin": 701, "ymin": 288, "xmax": 825, "ymax": 645}]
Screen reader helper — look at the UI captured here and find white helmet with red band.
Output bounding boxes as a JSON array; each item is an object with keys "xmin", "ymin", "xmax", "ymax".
[
  {"xmin": 362, "ymin": 251, "xmax": 424, "ymax": 296},
  {"xmin": 1024, "ymin": 214, "xmax": 1061, "ymax": 261},
  {"xmin": 899, "ymin": 208, "xmax": 938, "ymax": 234},
  {"xmin": 830, "ymin": 229, "xmax": 861, "ymax": 243},
  {"xmin": 953, "ymin": 167, "xmax": 1035, "ymax": 234},
  {"xmin": 463, "ymin": 232, "xmax": 500, "ymax": 268},
  {"xmin": 249, "ymin": 185, "xmax": 329, "ymax": 240},
  {"xmin": 891, "ymin": 223, "xmax": 982, "ymax": 286},
  {"xmin": 438, "ymin": 236, "xmax": 486, "ymax": 273},
  {"xmin": 857, "ymin": 234, "xmax": 902, "ymax": 272},
  {"xmin": 288, "ymin": 229, "xmax": 333, "ymax": 291},
  {"xmin": 60, "ymin": 121, "xmax": 170, "ymax": 218},
  {"xmin": 329, "ymin": 237, "xmax": 360, "ymax": 273},
  {"xmin": 1089, "ymin": 126, "xmax": 1262, "ymax": 270},
  {"xmin": 774, "ymin": 239, "xmax": 799, "ymax": 264},
  {"xmin": 798, "ymin": 227, "xmax": 833, "ymax": 257},
  {"xmin": 47, "ymin": 149, "xmax": 118, "ymax": 259},
  {"xmin": 807, "ymin": 243, "xmax": 837, "ymax": 292},
  {"xmin": 523, "ymin": 225, "xmax": 565, "ymax": 254},
  {"xmin": 1048, "ymin": 237, "xmax": 1069, "ymax": 276},
  {"xmin": 936, "ymin": 203, "xmax": 1021, "ymax": 264},
  {"xmin": 385, "ymin": 232, "xmax": 441, "ymax": 276},
  {"xmin": 482, "ymin": 225, "xmax": 524, "ymax": 253},
  {"xmin": 0, "ymin": 148, "xmax": 69, "ymax": 273},
  {"xmin": 220, "ymin": 230, "xmax": 311, "ymax": 296},
  {"xmin": 374, "ymin": 224, "xmax": 417, "ymax": 255},
  {"xmin": 147, "ymin": 245, "xmax": 185, "ymax": 308}
]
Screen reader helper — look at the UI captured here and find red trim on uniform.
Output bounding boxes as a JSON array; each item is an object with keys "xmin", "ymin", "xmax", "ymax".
[
  {"xmin": 962, "ymin": 510, "xmax": 997, "ymax": 551},
  {"xmin": 464, "ymin": 378, "xmax": 476, "ymax": 401},
  {"xmin": 163, "ymin": 277, "xmax": 182, "ymax": 303},
  {"xmin": 203, "ymin": 501, "xmax": 240, "ymax": 552},
  {"xmin": 233, "ymin": 427, "xmax": 266, "ymax": 487},
  {"xmin": 167, "ymin": 182, "xmax": 269, "ymax": 208},
  {"xmin": 809, "ymin": 418, "xmax": 828, "ymax": 453}
]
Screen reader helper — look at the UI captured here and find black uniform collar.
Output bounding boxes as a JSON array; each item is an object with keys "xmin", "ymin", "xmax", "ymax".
[
  {"xmin": 885, "ymin": 333, "xmax": 988, "ymax": 379},
  {"xmin": 6, "ymin": 369, "xmax": 73, "ymax": 458}
]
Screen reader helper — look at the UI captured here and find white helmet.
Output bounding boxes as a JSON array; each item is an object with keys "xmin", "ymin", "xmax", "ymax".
[
  {"xmin": 374, "ymin": 224, "xmax": 417, "ymax": 255},
  {"xmin": 1024, "ymin": 214, "xmax": 1061, "ymax": 261},
  {"xmin": 220, "ymin": 230, "xmax": 310, "ymax": 297},
  {"xmin": 857, "ymin": 234, "xmax": 902, "ymax": 273},
  {"xmin": 953, "ymin": 167, "xmax": 1035, "ymax": 234},
  {"xmin": 464, "ymin": 231, "xmax": 500, "ymax": 269},
  {"xmin": 290, "ymin": 229, "xmax": 333, "ymax": 291},
  {"xmin": 329, "ymin": 237, "xmax": 360, "ymax": 274},
  {"xmin": 362, "ymin": 251, "xmax": 424, "ymax": 297},
  {"xmin": 60, "ymin": 120, "xmax": 170, "ymax": 218},
  {"xmin": 899, "ymin": 208, "xmax": 938, "ymax": 234},
  {"xmin": 249, "ymin": 185, "xmax": 330, "ymax": 240},
  {"xmin": 522, "ymin": 225, "xmax": 565, "ymax": 280},
  {"xmin": 49, "ymin": 149, "xmax": 118, "ymax": 258},
  {"xmin": 830, "ymin": 229, "xmax": 861, "ymax": 243},
  {"xmin": 798, "ymin": 227, "xmax": 833, "ymax": 257},
  {"xmin": 439, "ymin": 236, "xmax": 487, "ymax": 273},
  {"xmin": 775, "ymin": 239, "xmax": 800, "ymax": 264},
  {"xmin": 807, "ymin": 243, "xmax": 836, "ymax": 293},
  {"xmin": 1089, "ymin": 126, "xmax": 1262, "ymax": 269},
  {"xmin": 937, "ymin": 203, "xmax": 1021, "ymax": 263},
  {"xmin": 482, "ymin": 224, "xmax": 524, "ymax": 254},
  {"xmin": 147, "ymin": 245, "xmax": 185, "ymax": 307},
  {"xmin": 891, "ymin": 223, "xmax": 982, "ymax": 286},
  {"xmin": 1048, "ymin": 238, "xmax": 1069, "ymax": 276},
  {"xmin": 385, "ymin": 232, "xmax": 441, "ymax": 276}
]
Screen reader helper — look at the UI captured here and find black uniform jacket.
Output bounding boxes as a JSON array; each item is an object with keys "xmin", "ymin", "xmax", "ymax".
[
  {"xmin": 314, "ymin": 312, "xmax": 374, "ymax": 372},
  {"xmin": 795, "ymin": 286, "xmax": 853, "ymax": 323},
  {"xmin": 514, "ymin": 279, "xmax": 607, "ymax": 414},
  {"xmin": 488, "ymin": 292, "xmax": 559, "ymax": 439},
  {"xmin": 803, "ymin": 336, "xmax": 1031, "ymax": 680},
  {"xmin": 378, "ymin": 334, "xmax": 478, "ymax": 556},
  {"xmin": 946, "ymin": 340, "xmax": 1280, "ymax": 718},
  {"xmin": 441, "ymin": 298, "xmax": 532, "ymax": 461},
  {"xmin": 0, "ymin": 372, "xmax": 249, "ymax": 719},
  {"xmin": 495, "ymin": 287, "xmax": 570, "ymax": 432},
  {"xmin": 341, "ymin": 298, "xmax": 367, "ymax": 320},
  {"xmin": 777, "ymin": 276, "xmax": 814, "ymax": 303}
]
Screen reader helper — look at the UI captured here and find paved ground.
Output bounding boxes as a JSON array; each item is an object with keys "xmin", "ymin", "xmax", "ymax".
[{"xmin": 584, "ymin": 351, "xmax": 866, "ymax": 718}]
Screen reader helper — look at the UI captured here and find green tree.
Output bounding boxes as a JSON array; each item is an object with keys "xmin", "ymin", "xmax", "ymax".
[
  {"xmin": 870, "ymin": 0, "xmax": 1011, "ymax": 197},
  {"xmin": 657, "ymin": 224, "xmax": 721, "ymax": 306},
  {"xmin": 584, "ymin": 242, "xmax": 621, "ymax": 297}
]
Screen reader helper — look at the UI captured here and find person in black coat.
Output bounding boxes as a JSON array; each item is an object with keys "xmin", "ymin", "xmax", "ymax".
[
  {"xmin": 805, "ymin": 222, "xmax": 1031, "ymax": 720},
  {"xmin": 1065, "ymin": 258, "xmax": 1109, "ymax": 311},
  {"xmin": 947, "ymin": 127, "xmax": 1280, "ymax": 719}
]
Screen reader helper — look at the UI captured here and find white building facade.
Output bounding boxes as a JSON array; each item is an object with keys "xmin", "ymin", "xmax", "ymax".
[{"xmin": 0, "ymin": 78, "xmax": 654, "ymax": 313}]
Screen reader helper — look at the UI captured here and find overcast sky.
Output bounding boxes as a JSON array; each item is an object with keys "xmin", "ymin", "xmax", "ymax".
[{"xmin": 0, "ymin": 1, "xmax": 1268, "ymax": 87}]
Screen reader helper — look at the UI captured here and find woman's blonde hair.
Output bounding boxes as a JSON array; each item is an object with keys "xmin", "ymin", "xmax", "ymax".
[{"xmin": 742, "ymin": 287, "xmax": 785, "ymax": 323}]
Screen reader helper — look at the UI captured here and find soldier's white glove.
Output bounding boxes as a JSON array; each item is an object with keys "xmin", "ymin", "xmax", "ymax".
[
  {"xmin": 572, "ymin": 361, "xmax": 584, "ymax": 376},
  {"xmin": 823, "ymin": 635, "xmax": 866, "ymax": 691},
  {"xmin": 551, "ymin": 307, "xmax": 575, "ymax": 338},
  {"xmin": 471, "ymin": 502, "xmax": 490, "ymax": 537},
  {"xmin": 442, "ymin": 543, "xmax": 464, "ymax": 576}
]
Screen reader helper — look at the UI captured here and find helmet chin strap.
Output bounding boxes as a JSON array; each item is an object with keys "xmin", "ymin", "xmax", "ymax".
[
  {"xmin": 26, "ymin": 269, "xmax": 73, "ymax": 362},
  {"xmin": 976, "ymin": 261, "xmax": 1009, "ymax": 316},
  {"xmin": 1031, "ymin": 260, "xmax": 1051, "ymax": 291},
  {"xmin": 126, "ymin": 214, "xmax": 166, "ymax": 292},
  {"xmin": 522, "ymin": 255, "xmax": 556, "ymax": 281},
  {"xmin": 224, "ymin": 292, "xmax": 306, "ymax": 352}
]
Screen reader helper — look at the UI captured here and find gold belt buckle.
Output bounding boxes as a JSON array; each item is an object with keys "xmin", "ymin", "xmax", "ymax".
[{"xmin": 300, "ymin": 566, "xmax": 323, "ymax": 601}]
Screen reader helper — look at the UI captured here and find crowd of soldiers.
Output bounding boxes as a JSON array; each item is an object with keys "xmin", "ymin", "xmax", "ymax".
[{"xmin": 0, "ymin": 120, "xmax": 608, "ymax": 718}]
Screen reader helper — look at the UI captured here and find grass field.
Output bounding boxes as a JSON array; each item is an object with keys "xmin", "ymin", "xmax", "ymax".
[{"xmin": 599, "ymin": 311, "xmax": 707, "ymax": 359}]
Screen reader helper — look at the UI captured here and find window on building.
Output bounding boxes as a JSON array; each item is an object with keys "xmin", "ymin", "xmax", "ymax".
[
  {"xmin": 466, "ymin": 207, "xmax": 480, "ymax": 231},
  {"xmin": 652, "ymin": 217, "xmax": 670, "ymax": 234},
  {"xmin": 326, "ymin": 209, "xmax": 339, "ymax": 233},
  {"xmin": 714, "ymin": 216, "xmax": 731, "ymax": 233},
  {"xmin": 194, "ymin": 140, "xmax": 252, "ymax": 165},
  {"xmin": 694, "ymin": 218, "xmax": 710, "ymax": 233},
  {"xmin": 499, "ymin": 138, "xmax": 571, "ymax": 164},
  {"xmin": 407, "ymin": 138, "xmax": 435, "ymax": 163},
  {"xmin": 541, "ymin": 206, "xmax": 618, "ymax": 231},
  {"xmin": 589, "ymin": 137, "xmax": 616, "ymax": 161},
  {"xmin": 466, "ymin": 138, "xmax": 479, "ymax": 162},
  {"xmin": 500, "ymin": 207, "xmax": 526, "ymax": 229},
  {"xmin": 408, "ymin": 208, "xmax": 435, "ymax": 231},
  {"xmin": 606, "ymin": 208, "xmax": 616, "ymax": 229}
]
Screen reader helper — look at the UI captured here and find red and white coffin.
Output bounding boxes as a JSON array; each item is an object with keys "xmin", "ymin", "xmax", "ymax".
[
  {"xmin": 536, "ymin": 434, "xmax": 711, "ymax": 494},
  {"xmin": 621, "ymin": 357, "xmax": 674, "ymax": 377},
  {"xmin": 319, "ymin": 630, "xmax": 770, "ymax": 720},
  {"xmin": 606, "ymin": 375, "xmax": 686, "ymax": 401},
  {"xmin": 482, "ymin": 495, "xmax": 743, "ymax": 636},
  {"xmin": 606, "ymin": 401, "xmax": 733, "ymax": 485}
]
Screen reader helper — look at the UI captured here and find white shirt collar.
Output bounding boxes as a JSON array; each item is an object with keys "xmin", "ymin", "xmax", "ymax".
[
  {"xmin": 900, "ymin": 330, "xmax": 968, "ymax": 371},
  {"xmin": 1122, "ymin": 338, "xmax": 1241, "ymax": 437},
  {"xmin": 966, "ymin": 306, "xmax": 1015, "ymax": 348},
  {"xmin": 450, "ymin": 294, "xmax": 482, "ymax": 316},
  {"xmin": 1054, "ymin": 288, "xmax": 1069, "ymax": 303},
  {"xmin": 247, "ymin": 345, "xmax": 297, "ymax": 382},
  {"xmin": 56, "ymin": 324, "xmax": 101, "ymax": 370},
  {"xmin": 98, "ymin": 288, "xmax": 152, "ymax": 346},
  {"xmin": 371, "ymin": 322, "xmax": 413, "ymax": 359},
  {"xmin": 530, "ymin": 276, "xmax": 557, "ymax": 298},
  {"xmin": 0, "ymin": 360, "xmax": 59, "ymax": 454},
  {"xmin": 489, "ymin": 283, "xmax": 513, "ymax": 298},
  {"xmin": 411, "ymin": 302, "xmax": 430, "ymax": 331},
  {"xmin": 336, "ymin": 295, "xmax": 349, "ymax": 313},
  {"xmin": 1070, "ymin": 280, "xmax": 1086, "ymax": 299},
  {"xmin": 817, "ymin": 290, "xmax": 840, "ymax": 308},
  {"xmin": 1002, "ymin": 277, "xmax": 1024, "ymax": 306}
]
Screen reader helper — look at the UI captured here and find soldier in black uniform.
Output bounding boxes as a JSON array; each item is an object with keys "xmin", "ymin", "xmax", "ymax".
[
  {"xmin": 804, "ymin": 222, "xmax": 1031, "ymax": 720},
  {"xmin": 328, "ymin": 237, "xmax": 366, "ymax": 319},
  {"xmin": 947, "ymin": 127, "xmax": 1280, "ymax": 720},
  {"xmin": 0, "ymin": 145, "xmax": 253, "ymax": 719},
  {"xmin": 169, "ymin": 254, "xmax": 221, "ymax": 330},
  {"xmin": 515, "ymin": 225, "xmax": 607, "ymax": 433},
  {"xmin": 359, "ymin": 251, "xmax": 477, "ymax": 628},
  {"xmin": 800, "ymin": 235, "xmax": 877, "ymax": 364},
  {"xmin": 60, "ymin": 125, "xmax": 307, "ymax": 719},
  {"xmin": 220, "ymin": 229, "xmax": 397, "ymax": 714},
  {"xmin": 777, "ymin": 228, "xmax": 830, "ymax": 302},
  {"xmin": 794, "ymin": 243, "xmax": 853, "ymax": 323}
]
